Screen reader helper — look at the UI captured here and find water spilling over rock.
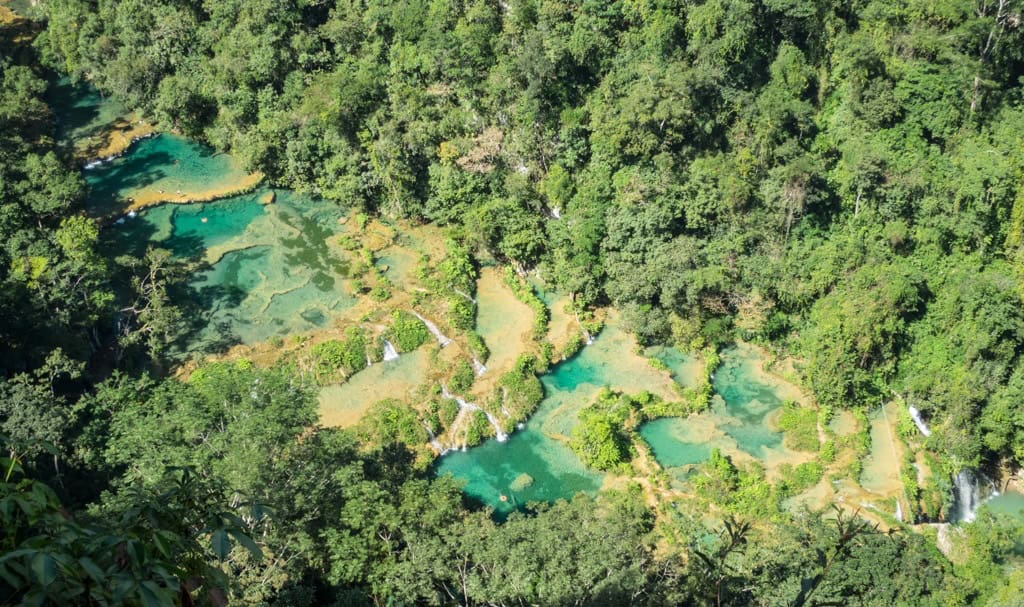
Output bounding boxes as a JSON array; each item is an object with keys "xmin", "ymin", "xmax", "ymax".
[
  {"xmin": 411, "ymin": 311, "xmax": 451, "ymax": 347},
  {"xmin": 382, "ymin": 339, "xmax": 400, "ymax": 362},
  {"xmin": 908, "ymin": 405, "xmax": 932, "ymax": 437},
  {"xmin": 951, "ymin": 468, "xmax": 995, "ymax": 523}
]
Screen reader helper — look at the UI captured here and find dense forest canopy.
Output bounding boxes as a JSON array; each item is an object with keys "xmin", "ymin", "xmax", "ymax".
[
  {"xmin": 30, "ymin": 0, "xmax": 1024, "ymax": 467},
  {"xmin": 2, "ymin": 0, "xmax": 1024, "ymax": 604}
]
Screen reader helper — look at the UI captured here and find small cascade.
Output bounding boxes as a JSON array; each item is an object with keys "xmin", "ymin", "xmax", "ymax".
[
  {"xmin": 83, "ymin": 159, "xmax": 103, "ymax": 170},
  {"xmin": 424, "ymin": 423, "xmax": 446, "ymax": 454},
  {"xmin": 365, "ymin": 354, "xmax": 373, "ymax": 367},
  {"xmin": 382, "ymin": 339, "xmax": 400, "ymax": 362},
  {"xmin": 472, "ymin": 357, "xmax": 487, "ymax": 376},
  {"xmin": 907, "ymin": 406, "xmax": 932, "ymax": 437},
  {"xmin": 895, "ymin": 500, "xmax": 903, "ymax": 523},
  {"xmin": 411, "ymin": 311, "xmax": 451, "ymax": 347},
  {"xmin": 551, "ymin": 207, "xmax": 562, "ymax": 219},
  {"xmin": 573, "ymin": 310, "xmax": 594, "ymax": 345},
  {"xmin": 453, "ymin": 288, "xmax": 476, "ymax": 304},
  {"xmin": 440, "ymin": 384, "xmax": 508, "ymax": 442},
  {"xmin": 951, "ymin": 469, "xmax": 996, "ymax": 523},
  {"xmin": 484, "ymin": 412, "xmax": 509, "ymax": 442}
]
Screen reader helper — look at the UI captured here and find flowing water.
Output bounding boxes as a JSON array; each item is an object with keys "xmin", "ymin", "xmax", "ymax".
[{"xmin": 437, "ymin": 321, "xmax": 687, "ymax": 515}]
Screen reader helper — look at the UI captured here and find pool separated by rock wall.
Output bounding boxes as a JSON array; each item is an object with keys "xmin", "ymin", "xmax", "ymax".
[
  {"xmin": 106, "ymin": 188, "xmax": 356, "ymax": 353},
  {"xmin": 85, "ymin": 133, "xmax": 262, "ymax": 216},
  {"xmin": 436, "ymin": 321, "xmax": 682, "ymax": 515}
]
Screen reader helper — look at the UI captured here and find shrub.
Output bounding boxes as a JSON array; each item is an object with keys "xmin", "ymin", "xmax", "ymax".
[
  {"xmin": 465, "ymin": 410, "xmax": 490, "ymax": 445},
  {"xmin": 438, "ymin": 398, "xmax": 459, "ymax": 429},
  {"xmin": 466, "ymin": 331, "xmax": 490, "ymax": 363},
  {"xmin": 311, "ymin": 327, "xmax": 368, "ymax": 381},
  {"xmin": 570, "ymin": 414, "xmax": 630, "ymax": 471},
  {"xmin": 447, "ymin": 296, "xmax": 475, "ymax": 330},
  {"xmin": 358, "ymin": 399, "xmax": 427, "ymax": 445},
  {"xmin": 779, "ymin": 461, "xmax": 824, "ymax": 494},
  {"xmin": 387, "ymin": 310, "xmax": 429, "ymax": 352},
  {"xmin": 449, "ymin": 359, "xmax": 475, "ymax": 393},
  {"xmin": 776, "ymin": 400, "xmax": 819, "ymax": 452}
]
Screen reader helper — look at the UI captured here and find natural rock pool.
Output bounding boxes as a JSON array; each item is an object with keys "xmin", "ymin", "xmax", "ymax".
[{"xmin": 60, "ymin": 80, "xmax": 924, "ymax": 523}]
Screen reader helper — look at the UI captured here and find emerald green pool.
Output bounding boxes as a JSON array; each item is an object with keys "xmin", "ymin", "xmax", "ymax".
[
  {"xmin": 435, "ymin": 342, "xmax": 606, "ymax": 516},
  {"xmin": 107, "ymin": 189, "xmax": 354, "ymax": 352},
  {"xmin": 85, "ymin": 134, "xmax": 254, "ymax": 216},
  {"xmin": 637, "ymin": 347, "xmax": 798, "ymax": 483},
  {"xmin": 439, "ymin": 341, "xmax": 803, "ymax": 514},
  {"xmin": 985, "ymin": 491, "xmax": 1024, "ymax": 520},
  {"xmin": 48, "ymin": 78, "xmax": 128, "ymax": 148}
]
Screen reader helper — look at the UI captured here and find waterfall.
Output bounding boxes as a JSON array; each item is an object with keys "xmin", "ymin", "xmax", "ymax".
[
  {"xmin": 440, "ymin": 384, "xmax": 508, "ymax": 442},
  {"xmin": 424, "ymin": 423, "xmax": 446, "ymax": 454},
  {"xmin": 472, "ymin": 357, "xmax": 487, "ymax": 376},
  {"xmin": 365, "ymin": 354, "xmax": 373, "ymax": 367},
  {"xmin": 483, "ymin": 412, "xmax": 509, "ymax": 442},
  {"xmin": 895, "ymin": 500, "xmax": 903, "ymax": 523},
  {"xmin": 951, "ymin": 469, "xmax": 997, "ymax": 523},
  {"xmin": 551, "ymin": 207, "xmax": 562, "ymax": 219},
  {"xmin": 907, "ymin": 406, "xmax": 932, "ymax": 437},
  {"xmin": 382, "ymin": 339, "xmax": 400, "ymax": 362},
  {"xmin": 411, "ymin": 311, "xmax": 451, "ymax": 347},
  {"xmin": 453, "ymin": 288, "xmax": 476, "ymax": 304}
]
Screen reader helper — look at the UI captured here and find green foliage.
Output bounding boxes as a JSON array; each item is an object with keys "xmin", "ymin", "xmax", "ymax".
[
  {"xmin": 571, "ymin": 414, "xmax": 631, "ymax": 472},
  {"xmin": 466, "ymin": 331, "xmax": 490, "ymax": 363},
  {"xmin": 357, "ymin": 399, "xmax": 428, "ymax": 446},
  {"xmin": 465, "ymin": 410, "xmax": 490, "ymax": 445},
  {"xmin": 2, "ymin": 447, "xmax": 263, "ymax": 607},
  {"xmin": 560, "ymin": 333, "xmax": 585, "ymax": 360},
  {"xmin": 447, "ymin": 295, "xmax": 475, "ymax": 330},
  {"xmin": 778, "ymin": 461, "xmax": 824, "ymax": 495},
  {"xmin": 503, "ymin": 267, "xmax": 550, "ymax": 339},
  {"xmin": 311, "ymin": 327, "xmax": 369, "ymax": 382},
  {"xmin": 448, "ymin": 359, "xmax": 475, "ymax": 394},
  {"xmin": 776, "ymin": 400, "xmax": 820, "ymax": 452},
  {"xmin": 494, "ymin": 355, "xmax": 544, "ymax": 422},
  {"xmin": 386, "ymin": 310, "xmax": 430, "ymax": 353}
]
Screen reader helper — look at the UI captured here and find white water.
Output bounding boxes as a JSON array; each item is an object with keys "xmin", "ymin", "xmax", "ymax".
[
  {"xmin": 907, "ymin": 405, "xmax": 932, "ymax": 437},
  {"xmin": 453, "ymin": 288, "xmax": 476, "ymax": 304},
  {"xmin": 483, "ymin": 411, "xmax": 508, "ymax": 442},
  {"xmin": 440, "ymin": 384, "xmax": 508, "ymax": 442},
  {"xmin": 895, "ymin": 500, "xmax": 903, "ymax": 523},
  {"xmin": 382, "ymin": 339, "xmax": 400, "ymax": 362},
  {"xmin": 424, "ymin": 423, "xmax": 447, "ymax": 453},
  {"xmin": 365, "ymin": 354, "xmax": 373, "ymax": 367},
  {"xmin": 411, "ymin": 311, "xmax": 451, "ymax": 347},
  {"xmin": 472, "ymin": 357, "xmax": 487, "ymax": 376},
  {"xmin": 952, "ymin": 469, "xmax": 996, "ymax": 523}
]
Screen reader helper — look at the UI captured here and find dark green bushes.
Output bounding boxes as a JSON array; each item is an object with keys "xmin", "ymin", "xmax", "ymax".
[
  {"xmin": 386, "ymin": 311, "xmax": 429, "ymax": 352},
  {"xmin": 311, "ymin": 327, "xmax": 370, "ymax": 382}
]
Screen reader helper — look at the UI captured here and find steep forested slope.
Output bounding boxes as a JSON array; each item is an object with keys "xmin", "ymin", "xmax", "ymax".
[
  {"xmin": 3, "ymin": 1, "xmax": 1024, "ymax": 605},
  {"xmin": 37, "ymin": 0, "xmax": 1024, "ymax": 466}
]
